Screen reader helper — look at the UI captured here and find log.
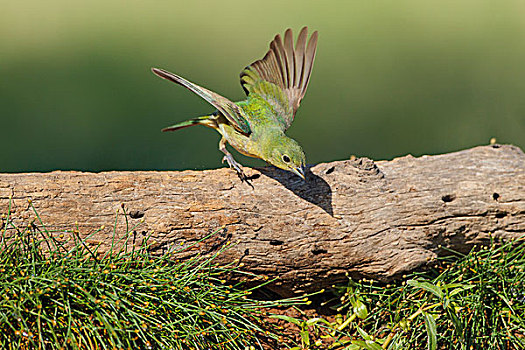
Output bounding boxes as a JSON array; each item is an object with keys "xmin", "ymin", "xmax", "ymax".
[{"xmin": 1, "ymin": 144, "xmax": 524, "ymax": 295}]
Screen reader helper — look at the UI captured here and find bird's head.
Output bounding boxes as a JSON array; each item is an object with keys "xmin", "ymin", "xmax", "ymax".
[{"xmin": 266, "ymin": 136, "xmax": 306, "ymax": 180}]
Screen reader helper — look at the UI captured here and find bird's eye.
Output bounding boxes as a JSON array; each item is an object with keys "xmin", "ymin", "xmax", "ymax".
[{"xmin": 282, "ymin": 155, "xmax": 291, "ymax": 163}]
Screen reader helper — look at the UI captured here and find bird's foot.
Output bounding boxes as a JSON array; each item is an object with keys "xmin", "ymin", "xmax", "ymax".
[{"xmin": 222, "ymin": 155, "xmax": 252, "ymax": 186}]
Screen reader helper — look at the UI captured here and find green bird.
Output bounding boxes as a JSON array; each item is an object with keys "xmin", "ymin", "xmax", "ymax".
[{"xmin": 152, "ymin": 27, "xmax": 318, "ymax": 181}]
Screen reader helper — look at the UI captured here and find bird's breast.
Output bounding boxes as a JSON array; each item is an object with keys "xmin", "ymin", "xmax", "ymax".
[{"xmin": 218, "ymin": 123, "xmax": 260, "ymax": 159}]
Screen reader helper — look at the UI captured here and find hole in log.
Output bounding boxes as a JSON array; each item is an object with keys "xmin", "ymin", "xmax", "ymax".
[
  {"xmin": 129, "ymin": 210, "xmax": 144, "ymax": 219},
  {"xmin": 493, "ymin": 193, "xmax": 500, "ymax": 201},
  {"xmin": 495, "ymin": 212, "xmax": 507, "ymax": 218},
  {"xmin": 269, "ymin": 240, "xmax": 284, "ymax": 246},
  {"xmin": 325, "ymin": 166, "xmax": 335, "ymax": 175},
  {"xmin": 312, "ymin": 248, "xmax": 327, "ymax": 255},
  {"xmin": 441, "ymin": 194, "xmax": 456, "ymax": 202},
  {"xmin": 492, "ymin": 144, "xmax": 501, "ymax": 149}
]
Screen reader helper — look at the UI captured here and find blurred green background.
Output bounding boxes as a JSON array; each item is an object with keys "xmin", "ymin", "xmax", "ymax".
[{"xmin": 1, "ymin": 1, "xmax": 524, "ymax": 172}]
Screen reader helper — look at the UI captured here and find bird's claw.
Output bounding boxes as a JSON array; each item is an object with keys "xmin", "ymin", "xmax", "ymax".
[{"xmin": 222, "ymin": 155, "xmax": 252, "ymax": 185}]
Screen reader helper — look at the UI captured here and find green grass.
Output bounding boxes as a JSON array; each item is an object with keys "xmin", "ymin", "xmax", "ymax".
[
  {"xmin": 274, "ymin": 238, "xmax": 525, "ymax": 349},
  {"xmin": 0, "ymin": 198, "xmax": 309, "ymax": 349},
  {"xmin": 1, "ymin": 197, "xmax": 524, "ymax": 349}
]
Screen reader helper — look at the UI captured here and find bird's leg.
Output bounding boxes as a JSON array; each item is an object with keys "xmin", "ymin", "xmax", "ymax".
[{"xmin": 219, "ymin": 137, "xmax": 249, "ymax": 182}]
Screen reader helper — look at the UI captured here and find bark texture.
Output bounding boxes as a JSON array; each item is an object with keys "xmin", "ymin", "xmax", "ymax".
[{"xmin": 1, "ymin": 144, "xmax": 524, "ymax": 295}]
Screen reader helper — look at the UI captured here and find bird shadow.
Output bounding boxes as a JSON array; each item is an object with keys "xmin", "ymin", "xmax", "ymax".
[{"xmin": 257, "ymin": 166, "xmax": 333, "ymax": 216}]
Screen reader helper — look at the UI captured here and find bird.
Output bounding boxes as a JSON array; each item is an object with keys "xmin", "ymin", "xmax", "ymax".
[{"xmin": 152, "ymin": 27, "xmax": 318, "ymax": 182}]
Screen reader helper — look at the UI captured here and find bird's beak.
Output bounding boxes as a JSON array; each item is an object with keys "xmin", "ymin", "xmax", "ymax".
[{"xmin": 291, "ymin": 166, "xmax": 306, "ymax": 181}]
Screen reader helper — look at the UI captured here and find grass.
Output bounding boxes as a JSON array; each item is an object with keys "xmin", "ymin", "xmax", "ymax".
[
  {"xmin": 0, "ymin": 198, "xmax": 310, "ymax": 349},
  {"xmin": 273, "ymin": 238, "xmax": 525, "ymax": 349},
  {"xmin": 1, "ymin": 196, "xmax": 524, "ymax": 349}
]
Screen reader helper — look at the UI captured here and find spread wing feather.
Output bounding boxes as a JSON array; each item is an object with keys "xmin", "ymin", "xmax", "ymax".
[
  {"xmin": 152, "ymin": 68, "xmax": 251, "ymax": 134},
  {"xmin": 240, "ymin": 27, "xmax": 318, "ymax": 130}
]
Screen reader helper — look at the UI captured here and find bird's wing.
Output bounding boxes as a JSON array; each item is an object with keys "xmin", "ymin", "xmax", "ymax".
[
  {"xmin": 240, "ymin": 27, "xmax": 318, "ymax": 130},
  {"xmin": 152, "ymin": 68, "xmax": 251, "ymax": 135}
]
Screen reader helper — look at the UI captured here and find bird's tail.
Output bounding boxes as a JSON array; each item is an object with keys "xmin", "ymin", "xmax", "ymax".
[{"xmin": 161, "ymin": 114, "xmax": 216, "ymax": 132}]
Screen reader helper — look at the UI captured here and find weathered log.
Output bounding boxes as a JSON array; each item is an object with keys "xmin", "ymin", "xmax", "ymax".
[{"xmin": 1, "ymin": 144, "xmax": 524, "ymax": 295}]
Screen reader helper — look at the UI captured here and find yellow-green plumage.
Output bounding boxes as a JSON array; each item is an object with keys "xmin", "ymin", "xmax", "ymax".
[{"xmin": 153, "ymin": 27, "xmax": 318, "ymax": 181}]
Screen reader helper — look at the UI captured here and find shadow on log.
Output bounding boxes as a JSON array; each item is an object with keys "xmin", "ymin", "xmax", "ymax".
[{"xmin": 1, "ymin": 144, "xmax": 524, "ymax": 296}]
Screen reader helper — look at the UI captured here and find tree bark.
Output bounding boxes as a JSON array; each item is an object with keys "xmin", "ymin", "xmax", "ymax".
[{"xmin": 1, "ymin": 145, "xmax": 524, "ymax": 295}]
